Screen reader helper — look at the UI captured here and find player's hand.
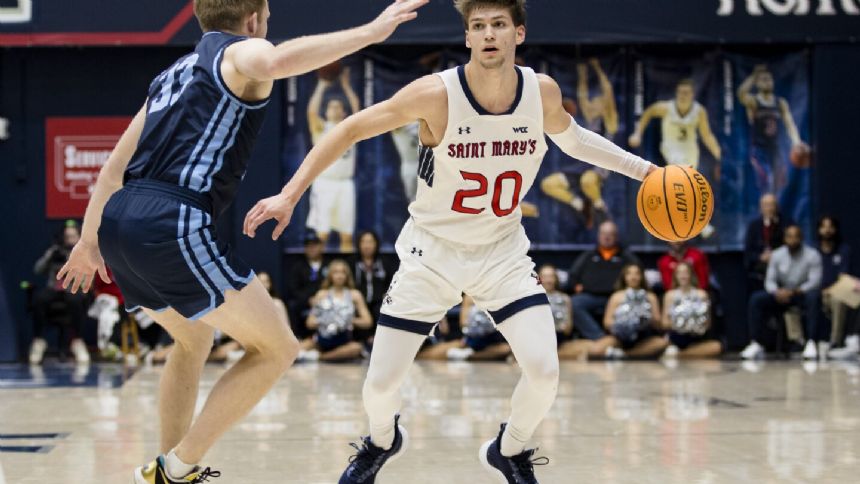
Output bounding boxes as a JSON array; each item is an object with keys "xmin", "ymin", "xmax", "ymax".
[
  {"xmin": 628, "ymin": 133, "xmax": 641, "ymax": 148},
  {"xmin": 56, "ymin": 240, "xmax": 110, "ymax": 294},
  {"xmin": 243, "ymin": 193, "xmax": 297, "ymax": 241},
  {"xmin": 367, "ymin": 0, "xmax": 430, "ymax": 44}
]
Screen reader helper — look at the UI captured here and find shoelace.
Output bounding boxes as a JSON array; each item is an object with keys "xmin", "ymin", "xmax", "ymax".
[
  {"xmin": 190, "ymin": 467, "xmax": 221, "ymax": 483},
  {"xmin": 511, "ymin": 449, "xmax": 549, "ymax": 481},
  {"xmin": 347, "ymin": 437, "xmax": 384, "ymax": 476}
]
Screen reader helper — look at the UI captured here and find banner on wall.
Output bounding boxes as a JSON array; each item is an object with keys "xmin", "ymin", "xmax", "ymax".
[
  {"xmin": 280, "ymin": 49, "xmax": 810, "ymax": 252},
  {"xmin": 45, "ymin": 117, "xmax": 130, "ymax": 218}
]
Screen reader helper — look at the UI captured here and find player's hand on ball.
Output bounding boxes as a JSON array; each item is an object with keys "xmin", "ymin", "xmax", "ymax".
[
  {"xmin": 244, "ymin": 194, "xmax": 296, "ymax": 241},
  {"xmin": 367, "ymin": 0, "xmax": 429, "ymax": 43},
  {"xmin": 56, "ymin": 240, "xmax": 110, "ymax": 294}
]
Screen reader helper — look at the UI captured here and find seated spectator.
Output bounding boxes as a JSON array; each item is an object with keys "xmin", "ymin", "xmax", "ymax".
[
  {"xmin": 742, "ymin": 224, "xmax": 822, "ymax": 360},
  {"xmin": 816, "ymin": 216, "xmax": 854, "ymax": 351},
  {"xmin": 298, "ymin": 260, "xmax": 372, "ymax": 362},
  {"xmin": 350, "ymin": 231, "xmax": 394, "ymax": 341},
  {"xmin": 661, "ymin": 262, "xmax": 722, "ymax": 359},
  {"xmin": 590, "ymin": 264, "xmax": 666, "ymax": 359},
  {"xmin": 418, "ymin": 295, "xmax": 512, "ymax": 361},
  {"xmin": 570, "ymin": 221, "xmax": 640, "ymax": 342},
  {"xmin": 30, "ymin": 222, "xmax": 90, "ymax": 364},
  {"xmin": 744, "ymin": 194, "xmax": 790, "ymax": 293},
  {"xmin": 657, "ymin": 241, "xmax": 710, "ymax": 290},
  {"xmin": 285, "ymin": 231, "xmax": 326, "ymax": 340}
]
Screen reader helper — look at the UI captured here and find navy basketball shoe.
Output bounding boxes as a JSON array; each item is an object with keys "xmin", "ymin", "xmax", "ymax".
[
  {"xmin": 134, "ymin": 455, "xmax": 220, "ymax": 483},
  {"xmin": 339, "ymin": 415, "xmax": 409, "ymax": 483},
  {"xmin": 479, "ymin": 423, "xmax": 549, "ymax": 483}
]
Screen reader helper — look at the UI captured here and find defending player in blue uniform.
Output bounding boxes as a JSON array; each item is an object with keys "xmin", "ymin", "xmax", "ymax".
[{"xmin": 56, "ymin": 1, "xmax": 428, "ymax": 482}]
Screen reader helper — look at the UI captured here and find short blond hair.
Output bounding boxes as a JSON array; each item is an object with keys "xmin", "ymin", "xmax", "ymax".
[
  {"xmin": 454, "ymin": 0, "xmax": 527, "ymax": 28},
  {"xmin": 193, "ymin": 0, "xmax": 266, "ymax": 32}
]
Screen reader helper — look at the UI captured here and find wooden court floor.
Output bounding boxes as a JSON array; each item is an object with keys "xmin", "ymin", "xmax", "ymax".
[{"xmin": 1, "ymin": 359, "xmax": 859, "ymax": 483}]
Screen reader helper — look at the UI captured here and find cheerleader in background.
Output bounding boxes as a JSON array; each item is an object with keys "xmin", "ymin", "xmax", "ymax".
[
  {"xmin": 298, "ymin": 260, "xmax": 373, "ymax": 362},
  {"xmin": 661, "ymin": 262, "xmax": 723, "ymax": 359},
  {"xmin": 591, "ymin": 264, "xmax": 667, "ymax": 359},
  {"xmin": 419, "ymin": 295, "xmax": 512, "ymax": 361}
]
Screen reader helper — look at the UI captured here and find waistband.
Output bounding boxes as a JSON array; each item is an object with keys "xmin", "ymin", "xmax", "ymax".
[{"xmin": 123, "ymin": 178, "xmax": 213, "ymax": 214}]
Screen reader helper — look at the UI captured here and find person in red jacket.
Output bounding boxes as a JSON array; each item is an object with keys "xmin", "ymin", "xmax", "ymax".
[{"xmin": 658, "ymin": 241, "xmax": 710, "ymax": 290}]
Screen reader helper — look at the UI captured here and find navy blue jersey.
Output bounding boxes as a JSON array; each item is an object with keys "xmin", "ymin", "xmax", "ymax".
[{"xmin": 125, "ymin": 31, "xmax": 270, "ymax": 217}]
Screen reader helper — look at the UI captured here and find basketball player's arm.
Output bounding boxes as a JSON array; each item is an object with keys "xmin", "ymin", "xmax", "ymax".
[
  {"xmin": 57, "ymin": 104, "xmax": 148, "ymax": 293},
  {"xmin": 341, "ymin": 68, "xmax": 361, "ymax": 114},
  {"xmin": 540, "ymin": 75, "xmax": 656, "ymax": 181},
  {"xmin": 697, "ymin": 107, "xmax": 722, "ymax": 161},
  {"xmin": 244, "ymin": 75, "xmax": 444, "ymax": 239},
  {"xmin": 628, "ymin": 102, "xmax": 666, "ymax": 148},
  {"xmin": 307, "ymin": 80, "xmax": 328, "ymax": 141},
  {"xmin": 737, "ymin": 69, "xmax": 759, "ymax": 109},
  {"xmin": 228, "ymin": 0, "xmax": 428, "ymax": 82},
  {"xmin": 591, "ymin": 59, "xmax": 619, "ymax": 136},
  {"xmin": 779, "ymin": 99, "xmax": 802, "ymax": 146}
]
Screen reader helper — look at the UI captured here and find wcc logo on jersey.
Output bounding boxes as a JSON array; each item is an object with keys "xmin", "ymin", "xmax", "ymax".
[{"xmin": 0, "ymin": 0, "xmax": 32, "ymax": 23}]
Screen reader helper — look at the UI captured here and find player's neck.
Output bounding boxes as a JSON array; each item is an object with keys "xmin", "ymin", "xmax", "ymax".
[{"xmin": 463, "ymin": 61, "xmax": 519, "ymax": 114}]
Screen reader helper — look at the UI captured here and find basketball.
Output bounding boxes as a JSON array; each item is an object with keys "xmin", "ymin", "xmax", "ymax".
[
  {"xmin": 636, "ymin": 165, "xmax": 714, "ymax": 242},
  {"xmin": 317, "ymin": 60, "xmax": 343, "ymax": 81},
  {"xmin": 790, "ymin": 142, "xmax": 812, "ymax": 168}
]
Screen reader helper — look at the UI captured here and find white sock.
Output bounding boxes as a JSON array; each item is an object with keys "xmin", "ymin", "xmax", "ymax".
[
  {"xmin": 495, "ymin": 305, "xmax": 560, "ymax": 457},
  {"xmin": 363, "ymin": 325, "xmax": 427, "ymax": 450},
  {"xmin": 165, "ymin": 450, "xmax": 195, "ymax": 479},
  {"xmin": 500, "ymin": 422, "xmax": 529, "ymax": 457}
]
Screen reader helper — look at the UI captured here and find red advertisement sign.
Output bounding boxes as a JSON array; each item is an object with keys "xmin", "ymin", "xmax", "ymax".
[{"xmin": 45, "ymin": 117, "xmax": 131, "ymax": 218}]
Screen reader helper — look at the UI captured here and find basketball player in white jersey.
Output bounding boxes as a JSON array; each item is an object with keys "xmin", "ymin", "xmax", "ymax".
[
  {"xmin": 629, "ymin": 78, "xmax": 722, "ymax": 171},
  {"xmin": 244, "ymin": 1, "xmax": 656, "ymax": 482},
  {"xmin": 307, "ymin": 67, "xmax": 361, "ymax": 252}
]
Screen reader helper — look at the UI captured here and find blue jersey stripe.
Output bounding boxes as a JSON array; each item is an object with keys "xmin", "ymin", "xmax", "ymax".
[
  {"xmin": 186, "ymin": 208, "xmax": 236, "ymax": 294},
  {"xmin": 188, "ymin": 102, "xmax": 240, "ymax": 191},
  {"xmin": 201, "ymin": 212, "xmax": 254, "ymax": 285},
  {"xmin": 177, "ymin": 204, "xmax": 216, "ymax": 319},
  {"xmin": 180, "ymin": 97, "xmax": 229, "ymax": 188},
  {"xmin": 200, "ymin": 106, "xmax": 245, "ymax": 192}
]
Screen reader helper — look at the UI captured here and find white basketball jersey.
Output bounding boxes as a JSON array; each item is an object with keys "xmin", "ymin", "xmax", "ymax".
[
  {"xmin": 409, "ymin": 66, "xmax": 548, "ymax": 245},
  {"xmin": 318, "ymin": 121, "xmax": 356, "ymax": 180},
  {"xmin": 660, "ymin": 101, "xmax": 701, "ymax": 166}
]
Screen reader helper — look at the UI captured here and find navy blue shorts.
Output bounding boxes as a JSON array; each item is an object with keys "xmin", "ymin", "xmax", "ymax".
[{"xmin": 98, "ymin": 179, "xmax": 254, "ymax": 320}]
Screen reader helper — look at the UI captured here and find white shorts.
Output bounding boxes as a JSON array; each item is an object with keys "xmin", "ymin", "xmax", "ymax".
[
  {"xmin": 379, "ymin": 219, "xmax": 548, "ymax": 335},
  {"xmin": 306, "ymin": 178, "xmax": 355, "ymax": 235}
]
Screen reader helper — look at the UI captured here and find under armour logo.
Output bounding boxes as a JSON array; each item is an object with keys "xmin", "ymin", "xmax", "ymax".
[
  {"xmin": 411, "ymin": 247, "xmax": 423, "ymax": 257},
  {"xmin": 459, "ymin": 127, "xmax": 471, "ymax": 135},
  {"xmin": 513, "ymin": 126, "xmax": 529, "ymax": 133}
]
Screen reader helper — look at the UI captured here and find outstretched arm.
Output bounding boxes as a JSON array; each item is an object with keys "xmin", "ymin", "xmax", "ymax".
[
  {"xmin": 244, "ymin": 75, "xmax": 445, "ymax": 239},
  {"xmin": 57, "ymin": 104, "xmax": 148, "ymax": 293},
  {"xmin": 591, "ymin": 58, "xmax": 619, "ymax": 135},
  {"xmin": 541, "ymin": 75, "xmax": 656, "ymax": 181},
  {"xmin": 340, "ymin": 67, "xmax": 361, "ymax": 115},
  {"xmin": 629, "ymin": 102, "xmax": 666, "ymax": 148},
  {"xmin": 697, "ymin": 107, "xmax": 722, "ymax": 161},
  {"xmin": 307, "ymin": 79, "xmax": 329, "ymax": 141},
  {"xmin": 228, "ymin": 0, "xmax": 428, "ymax": 82}
]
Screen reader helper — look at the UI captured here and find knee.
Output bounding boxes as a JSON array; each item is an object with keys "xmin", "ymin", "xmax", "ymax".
[
  {"xmin": 363, "ymin": 370, "xmax": 399, "ymax": 402},
  {"xmin": 173, "ymin": 326, "xmax": 216, "ymax": 355},
  {"xmin": 249, "ymin": 328, "xmax": 300, "ymax": 373},
  {"xmin": 521, "ymin": 354, "xmax": 560, "ymax": 388}
]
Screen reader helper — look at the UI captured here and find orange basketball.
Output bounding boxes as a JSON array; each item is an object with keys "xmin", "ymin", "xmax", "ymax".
[
  {"xmin": 790, "ymin": 142, "xmax": 811, "ymax": 168},
  {"xmin": 636, "ymin": 165, "xmax": 714, "ymax": 242}
]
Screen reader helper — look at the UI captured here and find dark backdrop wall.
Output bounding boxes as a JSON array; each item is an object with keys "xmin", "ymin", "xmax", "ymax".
[{"xmin": 1, "ymin": 41, "xmax": 858, "ymax": 360}]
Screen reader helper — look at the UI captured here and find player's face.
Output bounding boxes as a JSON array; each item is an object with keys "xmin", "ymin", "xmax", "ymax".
[
  {"xmin": 676, "ymin": 85, "xmax": 694, "ymax": 108},
  {"xmin": 539, "ymin": 267, "xmax": 557, "ymax": 291},
  {"xmin": 784, "ymin": 227, "xmax": 802, "ymax": 251},
  {"xmin": 63, "ymin": 226, "xmax": 80, "ymax": 248},
  {"xmin": 326, "ymin": 99, "xmax": 346, "ymax": 123},
  {"xmin": 756, "ymin": 72, "xmax": 774, "ymax": 92},
  {"xmin": 624, "ymin": 266, "xmax": 643, "ymax": 289},
  {"xmin": 675, "ymin": 264, "xmax": 692, "ymax": 287},
  {"xmin": 465, "ymin": 9, "xmax": 525, "ymax": 70}
]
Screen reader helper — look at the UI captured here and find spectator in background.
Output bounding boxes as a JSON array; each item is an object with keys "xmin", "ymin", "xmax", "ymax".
[
  {"xmin": 814, "ymin": 216, "xmax": 857, "ymax": 356},
  {"xmin": 570, "ymin": 221, "xmax": 639, "ymax": 342},
  {"xmin": 285, "ymin": 231, "xmax": 326, "ymax": 340},
  {"xmin": 30, "ymin": 222, "xmax": 90, "ymax": 364},
  {"xmin": 744, "ymin": 193, "xmax": 790, "ymax": 292},
  {"xmin": 421, "ymin": 295, "xmax": 512, "ymax": 362},
  {"xmin": 591, "ymin": 264, "xmax": 666, "ymax": 359},
  {"xmin": 350, "ymin": 231, "xmax": 394, "ymax": 342},
  {"xmin": 742, "ymin": 225, "xmax": 822, "ymax": 360},
  {"xmin": 658, "ymin": 241, "xmax": 710, "ymax": 290},
  {"xmin": 298, "ymin": 260, "xmax": 372, "ymax": 362},
  {"xmin": 661, "ymin": 262, "xmax": 722, "ymax": 359}
]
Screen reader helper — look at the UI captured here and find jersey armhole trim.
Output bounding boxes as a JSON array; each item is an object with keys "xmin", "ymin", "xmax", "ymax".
[{"xmin": 213, "ymin": 44, "xmax": 270, "ymax": 110}]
